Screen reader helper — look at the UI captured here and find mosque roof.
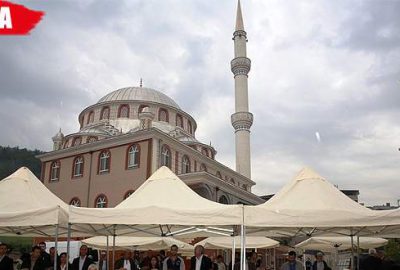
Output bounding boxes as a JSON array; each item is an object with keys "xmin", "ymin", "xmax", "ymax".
[{"xmin": 97, "ymin": 87, "xmax": 181, "ymax": 109}]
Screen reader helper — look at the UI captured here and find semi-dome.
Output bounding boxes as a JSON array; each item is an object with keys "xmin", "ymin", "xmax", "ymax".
[{"xmin": 97, "ymin": 87, "xmax": 181, "ymax": 109}]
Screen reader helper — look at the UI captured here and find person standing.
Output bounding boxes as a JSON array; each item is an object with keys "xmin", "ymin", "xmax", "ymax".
[
  {"xmin": 0, "ymin": 243, "xmax": 14, "ymax": 270},
  {"xmin": 114, "ymin": 250, "xmax": 136, "ymax": 270},
  {"xmin": 216, "ymin": 255, "xmax": 226, "ymax": 270},
  {"xmin": 149, "ymin": 256, "xmax": 159, "ymax": 270},
  {"xmin": 158, "ymin": 251, "xmax": 166, "ymax": 270},
  {"xmin": 98, "ymin": 251, "xmax": 108, "ymax": 270},
  {"xmin": 37, "ymin": 242, "xmax": 51, "ymax": 269},
  {"xmin": 305, "ymin": 258, "xmax": 312, "ymax": 270},
  {"xmin": 248, "ymin": 252, "xmax": 257, "ymax": 270},
  {"xmin": 21, "ymin": 246, "xmax": 46, "ymax": 270},
  {"xmin": 58, "ymin": 253, "xmax": 71, "ymax": 270},
  {"xmin": 163, "ymin": 245, "xmax": 185, "ymax": 270},
  {"xmin": 312, "ymin": 252, "xmax": 331, "ymax": 270},
  {"xmin": 190, "ymin": 245, "xmax": 212, "ymax": 270},
  {"xmin": 72, "ymin": 245, "xmax": 93, "ymax": 270},
  {"xmin": 360, "ymin": 248, "xmax": 381, "ymax": 270},
  {"xmin": 48, "ymin": 247, "xmax": 59, "ymax": 270},
  {"xmin": 280, "ymin": 251, "xmax": 304, "ymax": 270}
]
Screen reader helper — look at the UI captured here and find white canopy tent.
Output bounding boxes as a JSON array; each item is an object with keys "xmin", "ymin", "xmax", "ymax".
[
  {"xmin": 82, "ymin": 236, "xmax": 194, "ymax": 251},
  {"xmin": 69, "ymin": 166, "xmax": 243, "ymax": 236},
  {"xmin": 244, "ymin": 167, "xmax": 399, "ymax": 237},
  {"xmin": 0, "ymin": 167, "xmax": 69, "ymax": 236},
  {"xmin": 243, "ymin": 167, "xmax": 400, "ymax": 270},
  {"xmin": 295, "ymin": 236, "xmax": 388, "ymax": 252},
  {"xmin": 196, "ymin": 236, "xmax": 279, "ymax": 249}
]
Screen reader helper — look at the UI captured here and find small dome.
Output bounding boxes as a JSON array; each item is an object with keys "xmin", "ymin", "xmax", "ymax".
[
  {"xmin": 52, "ymin": 129, "xmax": 64, "ymax": 141},
  {"xmin": 97, "ymin": 87, "xmax": 180, "ymax": 109}
]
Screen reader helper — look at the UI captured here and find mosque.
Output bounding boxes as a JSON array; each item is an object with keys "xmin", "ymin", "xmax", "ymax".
[{"xmin": 38, "ymin": 1, "xmax": 264, "ymax": 207}]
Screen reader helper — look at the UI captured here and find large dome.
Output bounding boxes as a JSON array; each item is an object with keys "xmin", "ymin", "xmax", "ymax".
[{"xmin": 97, "ymin": 87, "xmax": 181, "ymax": 109}]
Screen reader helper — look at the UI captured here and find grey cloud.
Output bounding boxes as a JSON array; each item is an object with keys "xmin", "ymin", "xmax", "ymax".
[{"xmin": 336, "ymin": 0, "xmax": 400, "ymax": 52}]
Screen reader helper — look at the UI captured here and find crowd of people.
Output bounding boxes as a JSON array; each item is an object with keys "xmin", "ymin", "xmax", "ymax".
[
  {"xmin": 358, "ymin": 248, "xmax": 399, "ymax": 270},
  {"xmin": 0, "ymin": 241, "xmax": 399, "ymax": 270}
]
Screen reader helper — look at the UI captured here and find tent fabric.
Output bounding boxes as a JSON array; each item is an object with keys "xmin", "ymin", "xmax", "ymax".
[
  {"xmin": 69, "ymin": 167, "xmax": 243, "ymax": 235},
  {"xmin": 295, "ymin": 236, "xmax": 388, "ymax": 252},
  {"xmin": 0, "ymin": 167, "xmax": 69, "ymax": 236},
  {"xmin": 196, "ymin": 236, "xmax": 279, "ymax": 249},
  {"xmin": 82, "ymin": 236, "xmax": 194, "ymax": 251},
  {"xmin": 244, "ymin": 167, "xmax": 398, "ymax": 235}
]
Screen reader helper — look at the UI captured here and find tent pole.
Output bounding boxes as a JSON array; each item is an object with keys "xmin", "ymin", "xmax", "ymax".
[
  {"xmin": 350, "ymin": 233, "xmax": 354, "ymax": 270},
  {"xmin": 106, "ymin": 236, "xmax": 110, "ymax": 270},
  {"xmin": 112, "ymin": 225, "xmax": 116, "ymax": 270},
  {"xmin": 66, "ymin": 223, "xmax": 71, "ymax": 270},
  {"xmin": 241, "ymin": 224, "xmax": 246, "ymax": 270},
  {"xmin": 334, "ymin": 246, "xmax": 339, "ymax": 270},
  {"xmin": 273, "ymin": 248, "xmax": 276, "ymax": 270},
  {"xmin": 232, "ymin": 236, "xmax": 236, "ymax": 270},
  {"xmin": 356, "ymin": 236, "xmax": 360, "ymax": 270},
  {"xmin": 54, "ymin": 223, "xmax": 59, "ymax": 270},
  {"xmin": 240, "ymin": 204, "xmax": 246, "ymax": 270}
]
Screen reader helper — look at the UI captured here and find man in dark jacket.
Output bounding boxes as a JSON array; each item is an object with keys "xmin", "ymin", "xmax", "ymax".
[
  {"xmin": 360, "ymin": 249, "xmax": 381, "ymax": 270},
  {"xmin": 312, "ymin": 252, "xmax": 331, "ymax": 270},
  {"xmin": 21, "ymin": 246, "xmax": 46, "ymax": 270},
  {"xmin": 0, "ymin": 243, "xmax": 14, "ymax": 270},
  {"xmin": 114, "ymin": 250, "xmax": 136, "ymax": 270},
  {"xmin": 38, "ymin": 242, "xmax": 51, "ymax": 268},
  {"xmin": 190, "ymin": 245, "xmax": 212, "ymax": 270},
  {"xmin": 72, "ymin": 245, "xmax": 93, "ymax": 270}
]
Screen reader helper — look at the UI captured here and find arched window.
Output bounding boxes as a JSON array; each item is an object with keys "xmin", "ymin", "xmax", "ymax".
[
  {"xmin": 219, "ymin": 195, "xmax": 229, "ymax": 204},
  {"xmin": 98, "ymin": 150, "xmax": 111, "ymax": 173},
  {"xmin": 216, "ymin": 171, "xmax": 222, "ymax": 179},
  {"xmin": 176, "ymin": 114, "xmax": 183, "ymax": 128},
  {"xmin": 63, "ymin": 139, "xmax": 69, "ymax": 149},
  {"xmin": 160, "ymin": 145, "xmax": 171, "ymax": 168},
  {"xmin": 118, "ymin": 104, "xmax": 130, "ymax": 118},
  {"xmin": 181, "ymin": 155, "xmax": 190, "ymax": 174},
  {"xmin": 242, "ymin": 184, "xmax": 248, "ymax": 191},
  {"xmin": 72, "ymin": 156, "xmax": 84, "ymax": 177},
  {"xmin": 187, "ymin": 121, "xmax": 193, "ymax": 134},
  {"xmin": 124, "ymin": 190, "xmax": 135, "ymax": 200},
  {"xmin": 50, "ymin": 161, "xmax": 60, "ymax": 181},
  {"xmin": 158, "ymin": 108, "xmax": 169, "ymax": 122},
  {"xmin": 100, "ymin": 107, "xmax": 110, "ymax": 120},
  {"xmin": 127, "ymin": 144, "xmax": 140, "ymax": 168},
  {"xmin": 79, "ymin": 116, "xmax": 84, "ymax": 129},
  {"xmin": 201, "ymin": 148, "xmax": 208, "ymax": 157},
  {"xmin": 87, "ymin": 111, "xmax": 94, "ymax": 124},
  {"xmin": 95, "ymin": 194, "xmax": 108, "ymax": 208},
  {"xmin": 69, "ymin": 197, "xmax": 81, "ymax": 207},
  {"xmin": 200, "ymin": 163, "xmax": 207, "ymax": 172},
  {"xmin": 230, "ymin": 178, "xmax": 235, "ymax": 185},
  {"xmin": 138, "ymin": 105, "xmax": 149, "ymax": 113},
  {"xmin": 72, "ymin": 136, "xmax": 81, "ymax": 146},
  {"xmin": 86, "ymin": 136, "xmax": 98, "ymax": 143}
]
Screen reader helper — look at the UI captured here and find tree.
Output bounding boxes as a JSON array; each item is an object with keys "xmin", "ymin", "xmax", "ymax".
[
  {"xmin": 384, "ymin": 239, "xmax": 400, "ymax": 261},
  {"xmin": 0, "ymin": 146, "xmax": 44, "ymax": 179}
]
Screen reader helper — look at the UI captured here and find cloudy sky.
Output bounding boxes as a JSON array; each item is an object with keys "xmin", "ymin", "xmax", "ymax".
[{"xmin": 1, "ymin": 0, "xmax": 399, "ymax": 206}]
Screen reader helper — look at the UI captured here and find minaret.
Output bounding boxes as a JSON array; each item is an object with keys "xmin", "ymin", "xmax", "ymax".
[{"xmin": 231, "ymin": 0, "xmax": 253, "ymax": 179}]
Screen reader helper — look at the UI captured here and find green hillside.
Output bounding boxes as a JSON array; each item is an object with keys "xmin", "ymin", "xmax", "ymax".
[{"xmin": 0, "ymin": 146, "xmax": 44, "ymax": 180}]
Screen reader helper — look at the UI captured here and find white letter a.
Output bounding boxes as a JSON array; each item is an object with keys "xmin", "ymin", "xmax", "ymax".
[{"xmin": 0, "ymin": 7, "xmax": 12, "ymax": 29}]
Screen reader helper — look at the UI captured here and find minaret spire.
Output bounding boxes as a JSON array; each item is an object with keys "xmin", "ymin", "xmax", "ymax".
[
  {"xmin": 231, "ymin": 0, "xmax": 253, "ymax": 179},
  {"xmin": 235, "ymin": 0, "xmax": 244, "ymax": 31}
]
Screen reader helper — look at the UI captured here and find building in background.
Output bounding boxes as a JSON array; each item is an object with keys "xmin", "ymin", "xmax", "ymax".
[{"xmin": 38, "ymin": 1, "xmax": 264, "ymax": 207}]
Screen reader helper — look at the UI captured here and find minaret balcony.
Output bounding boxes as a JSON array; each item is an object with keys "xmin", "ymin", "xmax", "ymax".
[
  {"xmin": 231, "ymin": 112, "xmax": 253, "ymax": 131},
  {"xmin": 231, "ymin": 57, "xmax": 251, "ymax": 77}
]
